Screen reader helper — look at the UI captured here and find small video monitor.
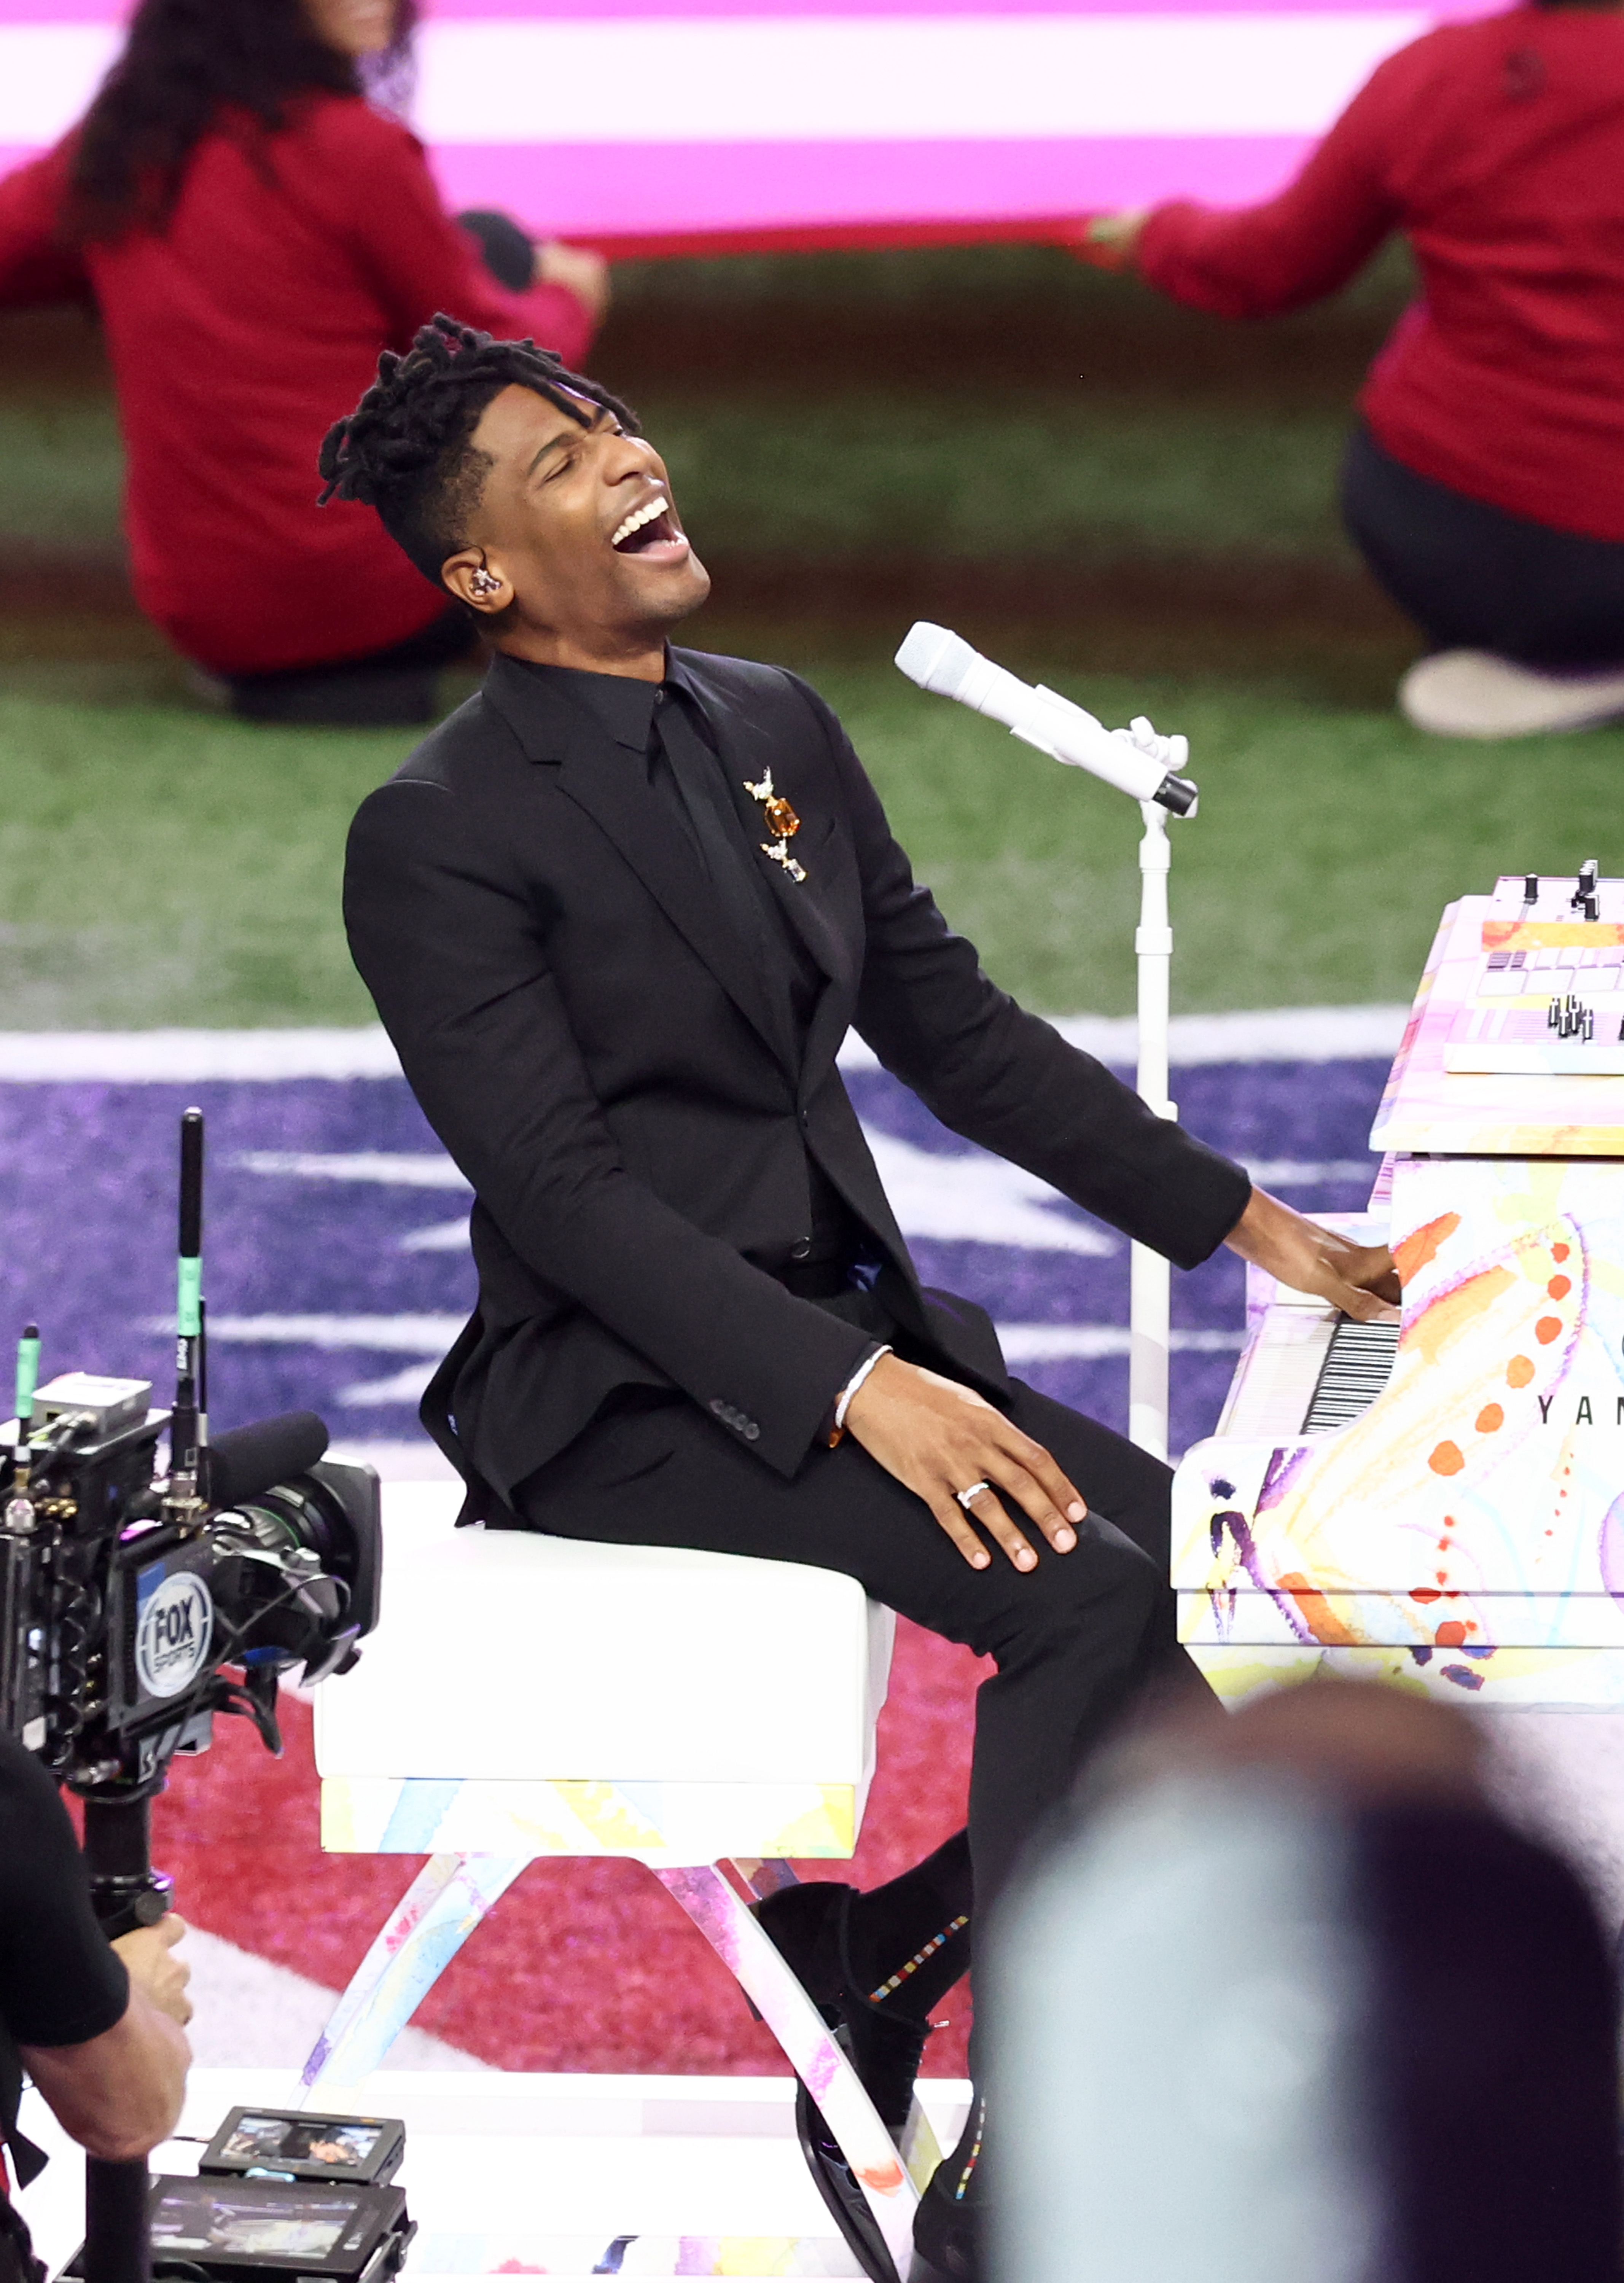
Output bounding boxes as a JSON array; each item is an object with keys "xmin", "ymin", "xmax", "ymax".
[
  {"xmin": 200, "ymin": 2108, "xmax": 405, "ymax": 2186},
  {"xmin": 62, "ymin": 2177, "xmax": 410, "ymax": 2282}
]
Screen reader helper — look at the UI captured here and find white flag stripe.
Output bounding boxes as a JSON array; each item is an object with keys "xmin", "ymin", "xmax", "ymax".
[
  {"xmin": 417, "ymin": 14, "xmax": 1425, "ymax": 142},
  {"xmin": 0, "ymin": 22, "xmax": 120, "ymax": 142},
  {"xmin": 0, "ymin": 14, "xmax": 1427, "ymax": 148}
]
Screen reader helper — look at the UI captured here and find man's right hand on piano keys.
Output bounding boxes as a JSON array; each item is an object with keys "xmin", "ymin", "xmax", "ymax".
[{"xmin": 1223, "ymin": 1188, "xmax": 1401, "ymax": 1321}]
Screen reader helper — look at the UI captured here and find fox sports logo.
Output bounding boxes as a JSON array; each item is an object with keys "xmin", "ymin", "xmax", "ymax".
[{"xmin": 135, "ymin": 1571, "xmax": 215, "ymax": 1699}]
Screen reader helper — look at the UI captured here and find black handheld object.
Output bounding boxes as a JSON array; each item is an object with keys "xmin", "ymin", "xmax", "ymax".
[{"xmin": 84, "ymin": 2154, "xmax": 152, "ymax": 2283}]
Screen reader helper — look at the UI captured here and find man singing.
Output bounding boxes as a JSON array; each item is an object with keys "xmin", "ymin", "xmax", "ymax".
[{"xmin": 326, "ymin": 314, "xmax": 1397, "ymax": 2283}]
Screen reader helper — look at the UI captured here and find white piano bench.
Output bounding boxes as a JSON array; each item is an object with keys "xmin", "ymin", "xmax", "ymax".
[{"xmin": 301, "ymin": 1481, "xmax": 929, "ymax": 2274}]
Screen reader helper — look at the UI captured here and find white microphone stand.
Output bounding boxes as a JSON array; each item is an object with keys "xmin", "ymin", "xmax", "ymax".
[
  {"xmin": 1129, "ymin": 797, "xmax": 1176, "ymax": 1461},
  {"xmin": 890, "ymin": 626, "xmax": 1195, "ymax": 1460}
]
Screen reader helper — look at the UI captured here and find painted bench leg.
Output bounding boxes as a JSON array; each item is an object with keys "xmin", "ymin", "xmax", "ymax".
[
  {"xmin": 299, "ymin": 1850, "xmax": 933, "ymax": 2281},
  {"xmin": 654, "ymin": 1863, "xmax": 921, "ymax": 2280},
  {"xmin": 298, "ymin": 1850, "xmax": 529, "ymax": 2096},
  {"xmin": 728, "ymin": 1858, "xmax": 944, "ymax": 2196}
]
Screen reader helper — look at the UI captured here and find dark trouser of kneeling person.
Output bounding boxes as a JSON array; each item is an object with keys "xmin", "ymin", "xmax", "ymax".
[
  {"xmin": 322, "ymin": 312, "xmax": 1400, "ymax": 2283},
  {"xmin": 992, "ymin": 1680, "xmax": 1622, "ymax": 2283}
]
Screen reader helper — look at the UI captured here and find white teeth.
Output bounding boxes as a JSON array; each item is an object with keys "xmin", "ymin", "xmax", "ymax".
[{"xmin": 611, "ymin": 495, "xmax": 669, "ymax": 548}]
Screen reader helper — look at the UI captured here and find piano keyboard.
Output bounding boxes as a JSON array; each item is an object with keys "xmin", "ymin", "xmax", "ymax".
[
  {"xmin": 1216, "ymin": 1290, "xmax": 1401, "ymax": 1444},
  {"xmin": 1302, "ymin": 1316, "xmax": 1402, "ymax": 1433}
]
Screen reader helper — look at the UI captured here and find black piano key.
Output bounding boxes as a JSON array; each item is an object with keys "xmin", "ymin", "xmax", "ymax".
[{"xmin": 1302, "ymin": 1315, "xmax": 1401, "ymax": 1434}]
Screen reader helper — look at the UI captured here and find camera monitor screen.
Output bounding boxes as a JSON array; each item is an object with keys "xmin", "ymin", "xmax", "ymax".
[
  {"xmin": 145, "ymin": 2178, "xmax": 402, "ymax": 2278},
  {"xmin": 202, "ymin": 2109, "xmax": 406, "ymax": 2186}
]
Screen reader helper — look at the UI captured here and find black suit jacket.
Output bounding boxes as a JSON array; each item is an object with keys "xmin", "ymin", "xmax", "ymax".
[{"xmin": 343, "ymin": 647, "xmax": 1251, "ymax": 1506}]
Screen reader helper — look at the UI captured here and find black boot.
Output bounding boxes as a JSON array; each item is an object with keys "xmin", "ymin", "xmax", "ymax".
[
  {"xmin": 755, "ymin": 1879, "xmax": 936, "ymax": 2127},
  {"xmin": 755, "ymin": 1832, "xmax": 973, "ymax": 2043},
  {"xmin": 909, "ymin": 2096, "xmax": 985, "ymax": 2283},
  {"xmin": 756, "ymin": 1865, "xmax": 973, "ymax": 2283}
]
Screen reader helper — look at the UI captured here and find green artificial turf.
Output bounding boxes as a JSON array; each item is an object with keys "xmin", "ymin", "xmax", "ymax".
[
  {"xmin": 648, "ymin": 392, "xmax": 1356, "ymax": 572},
  {"xmin": 2, "ymin": 659, "xmax": 1619, "ymax": 1030},
  {"xmin": 0, "ymin": 688, "xmax": 408, "ymax": 1028},
  {"xmin": 5, "ymin": 241, "xmax": 1608, "ymax": 1032}
]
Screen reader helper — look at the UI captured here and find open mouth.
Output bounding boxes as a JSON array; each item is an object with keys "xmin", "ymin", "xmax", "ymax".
[{"xmin": 610, "ymin": 494, "xmax": 687, "ymax": 558}]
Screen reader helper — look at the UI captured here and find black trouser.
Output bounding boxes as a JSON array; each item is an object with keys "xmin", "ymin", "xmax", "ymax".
[
  {"xmin": 514, "ymin": 1374, "xmax": 1200, "ymax": 1910},
  {"xmin": 224, "ymin": 603, "xmax": 478, "ymax": 728},
  {"xmin": 1341, "ymin": 422, "xmax": 1624, "ymax": 669}
]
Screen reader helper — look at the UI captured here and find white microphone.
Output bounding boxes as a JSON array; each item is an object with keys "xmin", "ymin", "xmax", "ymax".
[{"xmin": 894, "ymin": 622, "xmax": 1197, "ymax": 815}]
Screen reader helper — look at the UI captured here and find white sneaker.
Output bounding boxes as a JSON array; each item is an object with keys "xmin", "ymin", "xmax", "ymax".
[{"xmin": 1400, "ymin": 650, "xmax": 1624, "ymax": 739}]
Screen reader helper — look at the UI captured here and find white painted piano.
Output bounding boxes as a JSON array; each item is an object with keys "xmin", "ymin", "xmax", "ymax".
[{"xmin": 1173, "ymin": 871, "xmax": 1624, "ymax": 1708}]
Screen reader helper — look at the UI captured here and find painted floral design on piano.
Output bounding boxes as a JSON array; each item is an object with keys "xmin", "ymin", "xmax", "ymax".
[{"xmin": 1174, "ymin": 1154, "xmax": 1624, "ymax": 1707}]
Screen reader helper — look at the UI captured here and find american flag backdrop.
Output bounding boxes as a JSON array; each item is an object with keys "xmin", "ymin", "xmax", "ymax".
[{"xmin": 0, "ymin": 0, "xmax": 1497, "ymax": 253}]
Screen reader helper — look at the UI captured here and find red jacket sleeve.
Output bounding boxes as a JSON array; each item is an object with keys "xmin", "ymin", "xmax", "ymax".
[
  {"xmin": 0, "ymin": 142, "xmax": 89, "ymax": 310},
  {"xmin": 297, "ymin": 100, "xmax": 595, "ymax": 368},
  {"xmin": 1137, "ymin": 52, "xmax": 1407, "ymax": 319}
]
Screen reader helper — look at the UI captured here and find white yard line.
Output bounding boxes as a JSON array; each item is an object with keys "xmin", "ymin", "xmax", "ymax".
[{"xmin": 0, "ymin": 1008, "xmax": 1410, "ymax": 1082}]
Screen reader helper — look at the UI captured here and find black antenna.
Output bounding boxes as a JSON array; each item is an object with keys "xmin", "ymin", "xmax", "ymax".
[{"xmin": 169, "ymin": 1110, "xmax": 205, "ymax": 1509}]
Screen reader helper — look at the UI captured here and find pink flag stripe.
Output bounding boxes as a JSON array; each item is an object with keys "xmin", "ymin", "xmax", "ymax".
[
  {"xmin": 430, "ymin": 134, "xmax": 1317, "ymax": 245},
  {"xmin": 0, "ymin": 2, "xmax": 1506, "ymax": 246},
  {"xmin": 0, "ymin": 0, "xmax": 1508, "ymax": 17}
]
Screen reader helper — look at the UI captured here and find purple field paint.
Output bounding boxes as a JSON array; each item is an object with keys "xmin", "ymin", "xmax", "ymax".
[{"xmin": 0, "ymin": 1059, "xmax": 1388, "ymax": 1455}]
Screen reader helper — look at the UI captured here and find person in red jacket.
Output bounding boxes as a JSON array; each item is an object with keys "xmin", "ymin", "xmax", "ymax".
[
  {"xmin": 0, "ymin": 0, "xmax": 607, "ymax": 724},
  {"xmin": 1083, "ymin": 1, "xmax": 1624, "ymax": 741}
]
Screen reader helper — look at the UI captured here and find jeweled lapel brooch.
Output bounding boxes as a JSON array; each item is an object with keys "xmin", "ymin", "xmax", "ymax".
[{"xmin": 743, "ymin": 767, "xmax": 806, "ymax": 882}]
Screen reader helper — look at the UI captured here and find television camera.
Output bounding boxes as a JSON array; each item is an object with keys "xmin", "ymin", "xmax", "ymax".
[
  {"xmin": 2, "ymin": 1109, "xmax": 380, "ymax": 1929},
  {"xmin": 2, "ymin": 1110, "xmax": 388, "ymax": 2283}
]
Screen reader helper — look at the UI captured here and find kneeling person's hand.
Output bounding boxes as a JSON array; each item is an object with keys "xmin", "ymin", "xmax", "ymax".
[{"xmin": 844, "ymin": 1353, "xmax": 1086, "ymax": 1572}]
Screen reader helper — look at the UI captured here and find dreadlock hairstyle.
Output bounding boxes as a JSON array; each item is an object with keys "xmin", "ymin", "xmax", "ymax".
[
  {"xmin": 317, "ymin": 313, "xmax": 639, "ymax": 588},
  {"xmin": 68, "ymin": 0, "xmax": 417, "ymax": 240}
]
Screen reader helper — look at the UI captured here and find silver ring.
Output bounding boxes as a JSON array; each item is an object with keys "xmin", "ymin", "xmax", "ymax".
[{"xmin": 955, "ymin": 1480, "xmax": 993, "ymax": 1512}]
